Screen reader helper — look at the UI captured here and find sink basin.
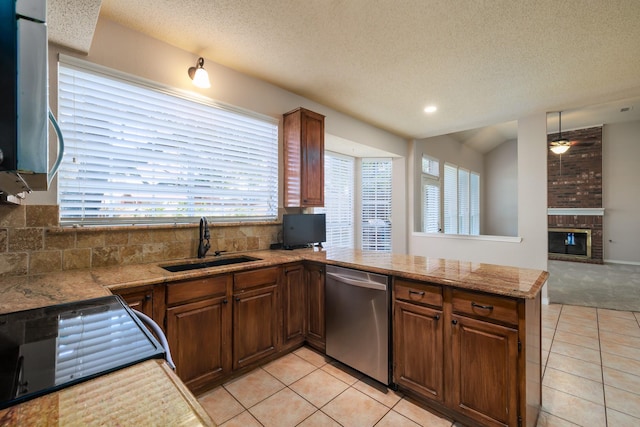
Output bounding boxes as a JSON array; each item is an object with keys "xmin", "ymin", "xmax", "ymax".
[{"xmin": 162, "ymin": 256, "xmax": 260, "ymax": 272}]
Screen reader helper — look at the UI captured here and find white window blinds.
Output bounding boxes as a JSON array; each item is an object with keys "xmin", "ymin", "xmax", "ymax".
[
  {"xmin": 458, "ymin": 168, "xmax": 470, "ymax": 234},
  {"xmin": 361, "ymin": 159, "xmax": 392, "ymax": 252},
  {"xmin": 422, "ymin": 176, "xmax": 440, "ymax": 233},
  {"xmin": 57, "ymin": 60, "xmax": 278, "ymax": 225},
  {"xmin": 470, "ymin": 172, "xmax": 480, "ymax": 235},
  {"xmin": 444, "ymin": 163, "xmax": 458, "ymax": 234},
  {"xmin": 318, "ymin": 152, "xmax": 354, "ymax": 248}
]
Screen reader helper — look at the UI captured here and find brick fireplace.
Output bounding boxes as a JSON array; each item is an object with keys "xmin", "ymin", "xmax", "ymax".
[{"xmin": 547, "ymin": 126, "xmax": 603, "ymax": 263}]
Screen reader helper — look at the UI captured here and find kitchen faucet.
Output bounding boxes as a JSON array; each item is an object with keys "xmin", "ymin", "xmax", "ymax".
[{"xmin": 197, "ymin": 217, "xmax": 210, "ymax": 258}]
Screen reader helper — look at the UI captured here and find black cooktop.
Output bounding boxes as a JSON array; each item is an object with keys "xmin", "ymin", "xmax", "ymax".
[{"xmin": 0, "ymin": 295, "xmax": 165, "ymax": 409}]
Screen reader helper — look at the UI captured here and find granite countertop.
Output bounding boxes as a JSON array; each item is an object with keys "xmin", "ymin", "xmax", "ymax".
[
  {"xmin": 0, "ymin": 248, "xmax": 548, "ymax": 316},
  {"xmin": 0, "ymin": 248, "xmax": 547, "ymax": 424},
  {"xmin": 0, "ymin": 360, "xmax": 214, "ymax": 426}
]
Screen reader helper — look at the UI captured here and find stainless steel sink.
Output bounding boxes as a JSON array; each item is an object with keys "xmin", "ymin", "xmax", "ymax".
[{"xmin": 161, "ymin": 256, "xmax": 260, "ymax": 272}]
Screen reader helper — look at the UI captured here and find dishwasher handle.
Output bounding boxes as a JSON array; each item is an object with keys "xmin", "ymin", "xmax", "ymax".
[{"xmin": 326, "ymin": 272, "xmax": 387, "ymax": 291}]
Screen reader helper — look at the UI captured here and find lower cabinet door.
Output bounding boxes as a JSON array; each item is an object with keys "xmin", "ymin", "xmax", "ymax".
[
  {"xmin": 394, "ymin": 300, "xmax": 444, "ymax": 402},
  {"xmin": 305, "ymin": 263, "xmax": 325, "ymax": 351},
  {"xmin": 449, "ymin": 314, "xmax": 519, "ymax": 427},
  {"xmin": 233, "ymin": 284, "xmax": 278, "ymax": 370},
  {"xmin": 166, "ymin": 296, "xmax": 231, "ymax": 391}
]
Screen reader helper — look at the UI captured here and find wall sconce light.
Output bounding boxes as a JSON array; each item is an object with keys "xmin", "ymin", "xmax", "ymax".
[{"xmin": 188, "ymin": 57, "xmax": 211, "ymax": 88}]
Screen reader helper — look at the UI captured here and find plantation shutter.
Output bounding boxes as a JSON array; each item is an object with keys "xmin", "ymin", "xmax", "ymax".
[
  {"xmin": 361, "ymin": 159, "xmax": 392, "ymax": 252},
  {"xmin": 57, "ymin": 58, "xmax": 278, "ymax": 225},
  {"xmin": 444, "ymin": 163, "xmax": 458, "ymax": 234},
  {"xmin": 318, "ymin": 152, "xmax": 354, "ymax": 248},
  {"xmin": 470, "ymin": 172, "xmax": 480, "ymax": 235},
  {"xmin": 458, "ymin": 168, "xmax": 470, "ymax": 234}
]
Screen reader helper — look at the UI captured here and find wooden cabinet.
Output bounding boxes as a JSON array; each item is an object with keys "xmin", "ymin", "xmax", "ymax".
[
  {"xmin": 393, "ymin": 280, "xmax": 537, "ymax": 427},
  {"xmin": 448, "ymin": 314, "xmax": 519, "ymax": 427},
  {"xmin": 304, "ymin": 262, "xmax": 325, "ymax": 351},
  {"xmin": 282, "ymin": 264, "xmax": 305, "ymax": 350},
  {"xmin": 115, "ymin": 286, "xmax": 154, "ymax": 318},
  {"xmin": 232, "ymin": 267, "xmax": 280, "ymax": 370},
  {"xmin": 394, "ymin": 300, "xmax": 444, "ymax": 403},
  {"xmin": 165, "ymin": 275, "xmax": 232, "ymax": 393},
  {"xmin": 283, "ymin": 107, "xmax": 325, "ymax": 207}
]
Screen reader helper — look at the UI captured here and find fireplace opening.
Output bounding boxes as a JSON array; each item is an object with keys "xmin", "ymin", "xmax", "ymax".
[{"xmin": 548, "ymin": 228, "xmax": 592, "ymax": 259}]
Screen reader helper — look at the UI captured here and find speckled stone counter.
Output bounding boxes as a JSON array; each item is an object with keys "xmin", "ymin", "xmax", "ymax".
[
  {"xmin": 0, "ymin": 248, "xmax": 547, "ymax": 316},
  {"xmin": 0, "ymin": 247, "xmax": 547, "ymax": 425},
  {"xmin": 0, "ymin": 360, "xmax": 214, "ymax": 426}
]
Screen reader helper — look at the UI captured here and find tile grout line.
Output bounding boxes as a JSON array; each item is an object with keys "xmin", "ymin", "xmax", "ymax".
[{"xmin": 596, "ymin": 307, "xmax": 610, "ymax": 427}]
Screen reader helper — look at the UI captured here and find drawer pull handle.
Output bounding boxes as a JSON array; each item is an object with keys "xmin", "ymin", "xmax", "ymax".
[
  {"xmin": 409, "ymin": 290, "xmax": 425, "ymax": 297},
  {"xmin": 471, "ymin": 302, "xmax": 494, "ymax": 310}
]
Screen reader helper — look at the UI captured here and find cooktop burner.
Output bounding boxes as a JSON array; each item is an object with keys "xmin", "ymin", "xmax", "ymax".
[{"xmin": 0, "ymin": 295, "xmax": 165, "ymax": 409}]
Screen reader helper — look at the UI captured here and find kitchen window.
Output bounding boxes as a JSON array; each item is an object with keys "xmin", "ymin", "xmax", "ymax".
[
  {"xmin": 56, "ymin": 57, "xmax": 278, "ymax": 225},
  {"xmin": 361, "ymin": 158, "xmax": 392, "ymax": 252},
  {"xmin": 421, "ymin": 155, "xmax": 440, "ymax": 233},
  {"xmin": 317, "ymin": 152, "xmax": 354, "ymax": 248}
]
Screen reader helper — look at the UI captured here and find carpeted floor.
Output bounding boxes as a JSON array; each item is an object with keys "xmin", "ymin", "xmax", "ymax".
[{"xmin": 547, "ymin": 260, "xmax": 640, "ymax": 311}]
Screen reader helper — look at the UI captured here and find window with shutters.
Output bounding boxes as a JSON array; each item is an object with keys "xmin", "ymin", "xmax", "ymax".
[
  {"xmin": 421, "ymin": 155, "xmax": 440, "ymax": 233},
  {"xmin": 444, "ymin": 162, "xmax": 480, "ymax": 235},
  {"xmin": 361, "ymin": 159, "xmax": 392, "ymax": 252},
  {"xmin": 57, "ymin": 57, "xmax": 278, "ymax": 225},
  {"xmin": 317, "ymin": 152, "xmax": 354, "ymax": 248}
]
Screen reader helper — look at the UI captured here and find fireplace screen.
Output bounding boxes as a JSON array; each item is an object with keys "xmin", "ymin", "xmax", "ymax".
[{"xmin": 548, "ymin": 228, "xmax": 592, "ymax": 258}]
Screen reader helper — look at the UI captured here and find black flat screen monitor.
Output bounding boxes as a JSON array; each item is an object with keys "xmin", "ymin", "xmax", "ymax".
[{"xmin": 282, "ymin": 214, "xmax": 326, "ymax": 249}]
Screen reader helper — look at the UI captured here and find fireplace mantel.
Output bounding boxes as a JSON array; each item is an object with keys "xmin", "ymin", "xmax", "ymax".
[{"xmin": 547, "ymin": 208, "xmax": 604, "ymax": 216}]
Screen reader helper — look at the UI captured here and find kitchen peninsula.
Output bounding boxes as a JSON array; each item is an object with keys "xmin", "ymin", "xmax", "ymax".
[{"xmin": 0, "ymin": 248, "xmax": 547, "ymax": 427}]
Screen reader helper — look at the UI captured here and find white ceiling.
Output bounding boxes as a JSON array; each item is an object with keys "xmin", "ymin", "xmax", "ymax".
[{"xmin": 50, "ymin": 0, "xmax": 640, "ymax": 152}]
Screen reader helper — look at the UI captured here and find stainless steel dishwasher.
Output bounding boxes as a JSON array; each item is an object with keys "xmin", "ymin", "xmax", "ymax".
[{"xmin": 325, "ymin": 265, "xmax": 390, "ymax": 385}]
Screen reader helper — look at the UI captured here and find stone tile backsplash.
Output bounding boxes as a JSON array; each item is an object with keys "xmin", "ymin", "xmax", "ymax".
[{"xmin": 0, "ymin": 204, "xmax": 280, "ymax": 277}]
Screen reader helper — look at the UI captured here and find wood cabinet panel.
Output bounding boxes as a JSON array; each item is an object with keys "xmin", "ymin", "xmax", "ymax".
[
  {"xmin": 451, "ymin": 289, "xmax": 518, "ymax": 326},
  {"xmin": 394, "ymin": 278, "xmax": 443, "ymax": 307},
  {"xmin": 233, "ymin": 283, "xmax": 279, "ymax": 370},
  {"xmin": 166, "ymin": 295, "xmax": 231, "ymax": 391},
  {"xmin": 282, "ymin": 264, "xmax": 305, "ymax": 348},
  {"xmin": 305, "ymin": 263, "xmax": 325, "ymax": 351},
  {"xmin": 234, "ymin": 266, "xmax": 279, "ymax": 291},
  {"xmin": 283, "ymin": 108, "xmax": 325, "ymax": 207},
  {"xmin": 394, "ymin": 300, "xmax": 444, "ymax": 402},
  {"xmin": 115, "ymin": 286, "xmax": 154, "ymax": 318},
  {"xmin": 448, "ymin": 314, "xmax": 519, "ymax": 427},
  {"xmin": 166, "ymin": 275, "xmax": 228, "ymax": 306}
]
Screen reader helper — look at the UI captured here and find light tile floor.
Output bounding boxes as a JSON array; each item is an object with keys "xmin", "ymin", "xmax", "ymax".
[{"xmin": 198, "ymin": 304, "xmax": 640, "ymax": 426}]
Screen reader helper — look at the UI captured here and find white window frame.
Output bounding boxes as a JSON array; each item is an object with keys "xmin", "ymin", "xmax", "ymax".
[
  {"xmin": 443, "ymin": 162, "xmax": 480, "ymax": 236},
  {"xmin": 56, "ymin": 56, "xmax": 278, "ymax": 226},
  {"xmin": 421, "ymin": 155, "xmax": 441, "ymax": 233}
]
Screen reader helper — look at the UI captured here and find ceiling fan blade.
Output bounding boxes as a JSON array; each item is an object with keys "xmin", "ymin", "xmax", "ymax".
[{"xmin": 569, "ymin": 138, "xmax": 599, "ymax": 146}]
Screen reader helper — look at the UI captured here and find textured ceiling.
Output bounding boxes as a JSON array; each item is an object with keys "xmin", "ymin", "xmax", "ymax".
[{"xmin": 55, "ymin": 1, "xmax": 640, "ymax": 148}]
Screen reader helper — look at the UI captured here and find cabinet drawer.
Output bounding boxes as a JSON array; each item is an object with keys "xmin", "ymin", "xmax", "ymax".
[
  {"xmin": 167, "ymin": 275, "xmax": 229, "ymax": 306},
  {"xmin": 394, "ymin": 279, "xmax": 443, "ymax": 308},
  {"xmin": 234, "ymin": 266, "xmax": 280, "ymax": 291},
  {"xmin": 451, "ymin": 290, "xmax": 518, "ymax": 326}
]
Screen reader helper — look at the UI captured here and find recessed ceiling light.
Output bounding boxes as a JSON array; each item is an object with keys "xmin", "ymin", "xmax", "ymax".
[{"xmin": 424, "ymin": 105, "xmax": 437, "ymax": 114}]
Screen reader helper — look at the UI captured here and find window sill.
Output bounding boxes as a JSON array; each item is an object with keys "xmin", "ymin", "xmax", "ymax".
[{"xmin": 412, "ymin": 232, "xmax": 522, "ymax": 243}]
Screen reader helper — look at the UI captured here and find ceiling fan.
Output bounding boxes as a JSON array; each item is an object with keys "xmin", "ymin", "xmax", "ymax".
[{"xmin": 549, "ymin": 111, "xmax": 598, "ymax": 154}]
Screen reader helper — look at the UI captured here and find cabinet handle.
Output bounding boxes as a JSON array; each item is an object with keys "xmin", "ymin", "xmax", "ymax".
[
  {"xmin": 144, "ymin": 294, "xmax": 151, "ymax": 301},
  {"xmin": 471, "ymin": 302, "xmax": 494, "ymax": 311},
  {"xmin": 235, "ymin": 297, "xmax": 240, "ymax": 302},
  {"xmin": 452, "ymin": 319, "xmax": 458, "ymax": 325},
  {"xmin": 434, "ymin": 314, "xmax": 440, "ymax": 321},
  {"xmin": 223, "ymin": 299, "xmax": 228, "ymax": 304},
  {"xmin": 408, "ymin": 290, "xmax": 425, "ymax": 296}
]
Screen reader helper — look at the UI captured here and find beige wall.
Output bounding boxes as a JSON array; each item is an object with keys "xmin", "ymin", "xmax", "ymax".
[
  {"xmin": 409, "ymin": 113, "xmax": 549, "ymax": 273},
  {"xmin": 23, "ymin": 17, "xmax": 409, "ymax": 257},
  {"xmin": 483, "ymin": 139, "xmax": 518, "ymax": 236},
  {"xmin": 603, "ymin": 120, "xmax": 640, "ymax": 264}
]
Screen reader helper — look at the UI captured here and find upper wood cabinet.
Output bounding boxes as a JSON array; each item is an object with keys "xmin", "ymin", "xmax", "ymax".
[{"xmin": 283, "ymin": 108, "xmax": 325, "ymax": 207}]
